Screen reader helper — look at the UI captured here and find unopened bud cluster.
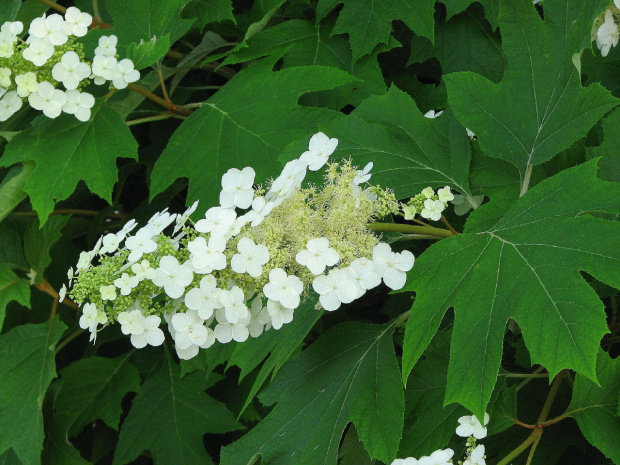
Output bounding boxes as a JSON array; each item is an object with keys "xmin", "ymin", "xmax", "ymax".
[
  {"xmin": 63, "ymin": 133, "xmax": 414, "ymax": 360},
  {"xmin": 0, "ymin": 7, "xmax": 139, "ymax": 122}
]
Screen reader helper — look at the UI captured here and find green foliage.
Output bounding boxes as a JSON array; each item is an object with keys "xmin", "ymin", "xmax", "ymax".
[
  {"xmin": 0, "ymin": 265, "xmax": 29, "ymax": 329},
  {"xmin": 24, "ymin": 216, "xmax": 70, "ymax": 284},
  {"xmin": 221, "ymin": 320, "xmax": 404, "ymax": 465}
]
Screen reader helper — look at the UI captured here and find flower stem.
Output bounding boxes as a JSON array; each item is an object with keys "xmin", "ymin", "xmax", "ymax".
[
  {"xmin": 55, "ymin": 328, "xmax": 86, "ymax": 353},
  {"xmin": 92, "ymin": 0, "xmax": 102, "ymax": 22},
  {"xmin": 36, "ymin": 0, "xmax": 66, "ymax": 14},
  {"xmin": 126, "ymin": 83, "xmax": 192, "ymax": 116},
  {"xmin": 126, "ymin": 113, "xmax": 186, "ymax": 126},
  {"xmin": 440, "ymin": 215, "xmax": 460, "ymax": 235},
  {"xmin": 516, "ymin": 365, "xmax": 546, "ymax": 391},
  {"xmin": 520, "ymin": 164, "xmax": 533, "ymax": 197},
  {"xmin": 497, "ymin": 428, "xmax": 542, "ymax": 465},
  {"xmin": 367, "ymin": 222, "xmax": 455, "ymax": 238},
  {"xmin": 35, "ymin": 279, "xmax": 79, "ymax": 311}
]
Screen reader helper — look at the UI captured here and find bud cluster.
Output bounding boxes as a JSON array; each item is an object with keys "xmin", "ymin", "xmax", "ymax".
[
  {"xmin": 0, "ymin": 7, "xmax": 139, "ymax": 122},
  {"xmin": 63, "ymin": 133, "xmax": 414, "ymax": 360}
]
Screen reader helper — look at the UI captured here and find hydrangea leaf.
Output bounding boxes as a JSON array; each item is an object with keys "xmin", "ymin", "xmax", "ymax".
[
  {"xmin": 0, "ymin": 105, "xmax": 138, "ymax": 224},
  {"xmin": 0, "ymin": 265, "xmax": 30, "ymax": 330},
  {"xmin": 24, "ymin": 216, "xmax": 70, "ymax": 284},
  {"xmin": 126, "ymin": 33, "xmax": 171, "ymax": 70},
  {"xmin": 313, "ymin": 86, "xmax": 474, "ymax": 200},
  {"xmin": 567, "ymin": 349, "xmax": 620, "ymax": 463},
  {"xmin": 399, "ymin": 160, "xmax": 620, "ymax": 421},
  {"xmin": 221, "ymin": 320, "xmax": 404, "ymax": 465},
  {"xmin": 113, "ymin": 348, "xmax": 242, "ymax": 465},
  {"xmin": 316, "ymin": 0, "xmax": 435, "ymax": 62},
  {"xmin": 0, "ymin": 319, "xmax": 66, "ymax": 465},
  {"xmin": 184, "ymin": 0, "xmax": 235, "ymax": 29},
  {"xmin": 0, "ymin": 162, "xmax": 33, "ymax": 223},
  {"xmin": 587, "ymin": 107, "xmax": 620, "ymax": 183},
  {"xmin": 0, "ymin": 0, "xmax": 20, "ymax": 23},
  {"xmin": 149, "ymin": 64, "xmax": 356, "ymax": 208},
  {"xmin": 54, "ymin": 354, "xmax": 141, "ymax": 436},
  {"xmin": 444, "ymin": 0, "xmax": 617, "ymax": 182},
  {"xmin": 106, "ymin": 0, "xmax": 195, "ymax": 50}
]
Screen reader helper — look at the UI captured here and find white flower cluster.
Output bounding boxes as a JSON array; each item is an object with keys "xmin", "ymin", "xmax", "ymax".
[
  {"xmin": 595, "ymin": 4, "xmax": 620, "ymax": 57},
  {"xmin": 66, "ymin": 132, "xmax": 413, "ymax": 360},
  {"xmin": 401, "ymin": 185, "xmax": 454, "ymax": 221},
  {"xmin": 0, "ymin": 7, "xmax": 139, "ymax": 122},
  {"xmin": 391, "ymin": 412, "xmax": 489, "ymax": 465}
]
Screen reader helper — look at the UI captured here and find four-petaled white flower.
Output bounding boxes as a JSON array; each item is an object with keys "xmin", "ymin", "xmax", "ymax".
[
  {"xmin": 214, "ymin": 308, "xmax": 251, "ymax": 343},
  {"xmin": 15, "ymin": 72, "xmax": 38, "ymax": 97},
  {"xmin": 402, "ymin": 204, "xmax": 417, "ymax": 220},
  {"xmin": 184, "ymin": 275, "xmax": 222, "ymax": 320},
  {"xmin": 455, "ymin": 413, "xmax": 489, "ymax": 439},
  {"xmin": 195, "ymin": 206, "xmax": 237, "ymax": 236},
  {"xmin": 130, "ymin": 315, "xmax": 165, "ymax": 348},
  {"xmin": 187, "ymin": 235, "xmax": 227, "ymax": 272},
  {"xmin": 296, "ymin": 237, "xmax": 339, "ymax": 275},
  {"xmin": 372, "ymin": 243, "xmax": 415, "ymax": 290},
  {"xmin": 420, "ymin": 198, "xmax": 445, "ymax": 221},
  {"xmin": 95, "ymin": 35, "xmax": 117, "ymax": 57},
  {"xmin": 219, "ymin": 285, "xmax": 248, "ymax": 324},
  {"xmin": 151, "ymin": 255, "xmax": 194, "ymax": 298},
  {"xmin": 125, "ymin": 227, "xmax": 158, "ymax": 262},
  {"xmin": 79, "ymin": 302, "xmax": 107, "ymax": 333},
  {"xmin": 231, "ymin": 237, "xmax": 269, "ymax": 277},
  {"xmin": 100, "ymin": 284, "xmax": 117, "ymax": 301},
  {"xmin": 300, "ymin": 132, "xmax": 338, "ymax": 171},
  {"xmin": 117, "ymin": 309, "xmax": 145, "ymax": 335},
  {"xmin": 111, "ymin": 58, "xmax": 140, "ymax": 89},
  {"xmin": 263, "ymin": 268, "xmax": 303, "ymax": 309},
  {"xmin": 99, "ymin": 232, "xmax": 122, "ymax": 255},
  {"xmin": 91, "ymin": 55, "xmax": 118, "ymax": 82},
  {"xmin": 248, "ymin": 298, "xmax": 271, "ymax": 337},
  {"xmin": 451, "ymin": 194, "xmax": 484, "ymax": 216},
  {"xmin": 0, "ymin": 91, "xmax": 22, "ymax": 122},
  {"xmin": 417, "ymin": 448, "xmax": 454, "ymax": 465},
  {"xmin": 391, "ymin": 458, "xmax": 419, "ymax": 465},
  {"xmin": 437, "ymin": 186, "xmax": 454, "ymax": 203},
  {"xmin": 29, "ymin": 13, "xmax": 68, "ymax": 45},
  {"xmin": 52, "ymin": 51, "xmax": 91, "ymax": 89},
  {"xmin": 347, "ymin": 257, "xmax": 381, "ymax": 298},
  {"xmin": 28, "ymin": 81, "xmax": 66, "ymax": 118},
  {"xmin": 220, "ymin": 167, "xmax": 256, "ymax": 209},
  {"xmin": 421, "ymin": 186, "xmax": 435, "ymax": 198},
  {"xmin": 266, "ymin": 159, "xmax": 308, "ymax": 205},
  {"xmin": 146, "ymin": 209, "xmax": 177, "ymax": 234},
  {"xmin": 114, "ymin": 272, "xmax": 140, "ymax": 295},
  {"xmin": 266, "ymin": 299, "xmax": 294, "ymax": 330},
  {"xmin": 131, "ymin": 259, "xmax": 156, "ymax": 280},
  {"xmin": 22, "ymin": 38, "xmax": 54, "ymax": 66},
  {"xmin": 171, "ymin": 310, "xmax": 208, "ymax": 349},
  {"xmin": 353, "ymin": 162, "xmax": 373, "ymax": 185},
  {"xmin": 312, "ymin": 268, "xmax": 358, "ymax": 311},
  {"xmin": 62, "ymin": 89, "xmax": 95, "ymax": 121},
  {"xmin": 245, "ymin": 196, "xmax": 275, "ymax": 227},
  {"xmin": 0, "ymin": 67, "xmax": 11, "ymax": 88},
  {"xmin": 64, "ymin": 7, "xmax": 92, "ymax": 37},
  {"xmin": 463, "ymin": 444, "xmax": 485, "ymax": 465},
  {"xmin": 597, "ymin": 10, "xmax": 619, "ymax": 57}
]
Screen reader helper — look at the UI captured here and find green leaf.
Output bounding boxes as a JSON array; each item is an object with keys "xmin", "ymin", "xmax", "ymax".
[
  {"xmin": 106, "ymin": 0, "xmax": 195, "ymax": 50},
  {"xmin": 444, "ymin": 0, "xmax": 617, "ymax": 182},
  {"xmin": 434, "ymin": 5, "xmax": 505, "ymax": 83},
  {"xmin": 400, "ymin": 160, "xmax": 620, "ymax": 421},
  {"xmin": 0, "ymin": 218, "xmax": 27, "ymax": 268},
  {"xmin": 54, "ymin": 354, "xmax": 141, "ymax": 436},
  {"xmin": 42, "ymin": 414, "xmax": 92, "ymax": 465},
  {"xmin": 24, "ymin": 215, "xmax": 70, "ymax": 284},
  {"xmin": 0, "ymin": 162, "xmax": 33, "ymax": 223},
  {"xmin": 126, "ymin": 34, "xmax": 171, "ymax": 70},
  {"xmin": 0, "ymin": 104, "xmax": 139, "ymax": 224},
  {"xmin": 221, "ymin": 320, "xmax": 404, "ymax": 465},
  {"xmin": 317, "ymin": 0, "xmax": 436, "ymax": 61},
  {"xmin": 400, "ymin": 331, "xmax": 467, "ymax": 458},
  {"xmin": 0, "ymin": 319, "xmax": 66, "ymax": 465},
  {"xmin": 113, "ymin": 348, "xmax": 242, "ymax": 465},
  {"xmin": 149, "ymin": 63, "xmax": 356, "ymax": 207},
  {"xmin": 587, "ymin": 107, "xmax": 620, "ymax": 183},
  {"xmin": 0, "ymin": 0, "xmax": 20, "ymax": 23},
  {"xmin": 567, "ymin": 349, "xmax": 620, "ymax": 463},
  {"xmin": 0, "ymin": 265, "xmax": 30, "ymax": 330},
  {"xmin": 184, "ymin": 0, "xmax": 235, "ymax": 29}
]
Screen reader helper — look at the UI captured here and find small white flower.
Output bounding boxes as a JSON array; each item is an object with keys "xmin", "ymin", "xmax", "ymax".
[
  {"xmin": 14, "ymin": 72, "xmax": 38, "ymax": 98},
  {"xmin": 100, "ymin": 284, "xmax": 117, "ymax": 301},
  {"xmin": 248, "ymin": 298, "xmax": 271, "ymax": 337},
  {"xmin": 353, "ymin": 162, "xmax": 373, "ymax": 185},
  {"xmin": 62, "ymin": 89, "xmax": 95, "ymax": 122},
  {"xmin": 348, "ymin": 257, "xmax": 381, "ymax": 297},
  {"xmin": 436, "ymin": 186, "xmax": 454, "ymax": 203},
  {"xmin": 151, "ymin": 255, "xmax": 194, "ymax": 299},
  {"xmin": 131, "ymin": 259, "xmax": 156, "ymax": 280},
  {"xmin": 75, "ymin": 250, "xmax": 95, "ymax": 272},
  {"xmin": 372, "ymin": 243, "xmax": 415, "ymax": 290},
  {"xmin": 0, "ymin": 33, "xmax": 14, "ymax": 59},
  {"xmin": 391, "ymin": 458, "xmax": 419, "ymax": 465},
  {"xmin": 52, "ymin": 51, "xmax": 91, "ymax": 90},
  {"xmin": 418, "ymin": 449, "xmax": 454, "ymax": 465},
  {"xmin": 125, "ymin": 227, "xmax": 158, "ymax": 263},
  {"xmin": 28, "ymin": 81, "xmax": 66, "ymax": 118},
  {"xmin": 424, "ymin": 109, "xmax": 443, "ymax": 118},
  {"xmin": 171, "ymin": 310, "xmax": 209, "ymax": 349},
  {"xmin": 64, "ymin": 7, "xmax": 92, "ymax": 37},
  {"xmin": 455, "ymin": 413, "xmax": 489, "ymax": 439},
  {"xmin": 214, "ymin": 308, "xmax": 251, "ymax": 343},
  {"xmin": 79, "ymin": 302, "xmax": 107, "ymax": 333},
  {"xmin": 58, "ymin": 284, "xmax": 67, "ymax": 303},
  {"xmin": 114, "ymin": 272, "xmax": 140, "ymax": 295},
  {"xmin": 29, "ymin": 14, "xmax": 68, "ymax": 45},
  {"xmin": 263, "ymin": 268, "xmax": 304, "ymax": 309},
  {"xmin": 173, "ymin": 200, "xmax": 199, "ymax": 235},
  {"xmin": 245, "ymin": 196, "xmax": 275, "ymax": 227},
  {"xmin": 187, "ymin": 235, "xmax": 227, "ymax": 272},
  {"xmin": 231, "ymin": 237, "xmax": 270, "ymax": 277},
  {"xmin": 421, "ymin": 186, "xmax": 435, "ymax": 198},
  {"xmin": 267, "ymin": 299, "xmax": 294, "ymax": 330},
  {"xmin": 146, "ymin": 209, "xmax": 177, "ymax": 234},
  {"xmin": 420, "ymin": 199, "xmax": 445, "ymax": 221},
  {"xmin": 95, "ymin": 35, "xmax": 118, "ymax": 57},
  {"xmin": 0, "ymin": 68, "xmax": 11, "ymax": 88},
  {"xmin": 91, "ymin": 55, "xmax": 118, "ymax": 81},
  {"xmin": 220, "ymin": 166, "xmax": 255, "ymax": 209},
  {"xmin": 219, "ymin": 286, "xmax": 248, "ymax": 325},
  {"xmin": 111, "ymin": 58, "xmax": 140, "ymax": 89},
  {"xmin": 1, "ymin": 21, "xmax": 23, "ymax": 37},
  {"xmin": 266, "ymin": 158, "xmax": 308, "ymax": 205},
  {"xmin": 402, "ymin": 204, "xmax": 417, "ymax": 220},
  {"xmin": 98, "ymin": 232, "xmax": 121, "ymax": 255},
  {"xmin": 299, "ymin": 132, "xmax": 338, "ymax": 171},
  {"xmin": 466, "ymin": 127, "xmax": 476, "ymax": 138},
  {"xmin": 195, "ymin": 206, "xmax": 237, "ymax": 236},
  {"xmin": 295, "ymin": 237, "xmax": 340, "ymax": 275},
  {"xmin": 597, "ymin": 10, "xmax": 619, "ymax": 57},
  {"xmin": 312, "ymin": 268, "xmax": 358, "ymax": 311},
  {"xmin": 22, "ymin": 37, "xmax": 54, "ymax": 66},
  {"xmin": 117, "ymin": 309, "xmax": 145, "ymax": 335},
  {"xmin": 451, "ymin": 194, "xmax": 484, "ymax": 216},
  {"xmin": 67, "ymin": 267, "xmax": 74, "ymax": 286},
  {"xmin": 463, "ymin": 444, "xmax": 485, "ymax": 465},
  {"xmin": 130, "ymin": 315, "xmax": 165, "ymax": 348},
  {"xmin": 0, "ymin": 91, "xmax": 22, "ymax": 122},
  {"xmin": 184, "ymin": 275, "xmax": 222, "ymax": 320},
  {"xmin": 175, "ymin": 343, "xmax": 199, "ymax": 360}
]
